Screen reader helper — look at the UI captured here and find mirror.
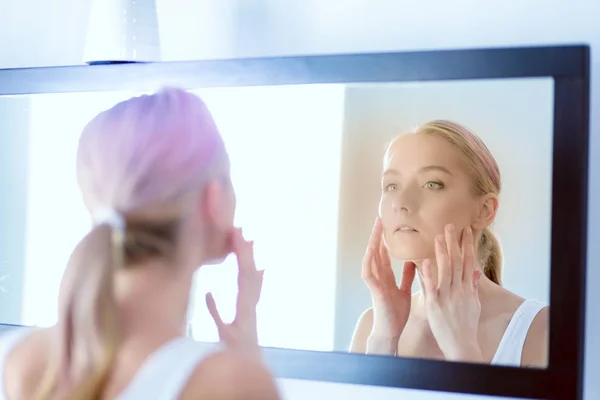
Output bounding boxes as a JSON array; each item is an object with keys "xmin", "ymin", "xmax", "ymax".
[{"xmin": 0, "ymin": 76, "xmax": 553, "ymax": 371}]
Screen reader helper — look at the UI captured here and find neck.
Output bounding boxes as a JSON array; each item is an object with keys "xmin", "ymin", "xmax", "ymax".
[{"xmin": 114, "ymin": 261, "xmax": 197, "ymax": 339}]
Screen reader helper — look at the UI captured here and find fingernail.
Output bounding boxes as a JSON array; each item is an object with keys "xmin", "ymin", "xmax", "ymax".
[
  {"xmin": 447, "ymin": 224, "xmax": 454, "ymax": 232},
  {"xmin": 436, "ymin": 235, "xmax": 443, "ymax": 244},
  {"xmin": 467, "ymin": 226, "xmax": 472, "ymax": 235}
]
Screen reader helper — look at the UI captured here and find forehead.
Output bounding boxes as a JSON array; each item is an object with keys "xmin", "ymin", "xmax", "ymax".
[{"xmin": 384, "ymin": 134, "xmax": 462, "ymax": 172}]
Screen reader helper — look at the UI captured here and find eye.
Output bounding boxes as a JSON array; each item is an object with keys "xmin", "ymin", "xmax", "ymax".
[
  {"xmin": 385, "ymin": 183, "xmax": 398, "ymax": 191},
  {"xmin": 423, "ymin": 181, "xmax": 443, "ymax": 190}
]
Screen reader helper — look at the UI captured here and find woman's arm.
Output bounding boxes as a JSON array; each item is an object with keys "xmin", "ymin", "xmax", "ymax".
[
  {"xmin": 349, "ymin": 308, "xmax": 374, "ymax": 353},
  {"xmin": 521, "ymin": 306, "xmax": 549, "ymax": 368},
  {"xmin": 349, "ymin": 308, "xmax": 398, "ymax": 355}
]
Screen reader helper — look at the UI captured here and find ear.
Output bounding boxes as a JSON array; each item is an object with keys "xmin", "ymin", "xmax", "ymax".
[
  {"xmin": 199, "ymin": 179, "xmax": 224, "ymax": 228},
  {"xmin": 472, "ymin": 193, "xmax": 498, "ymax": 230}
]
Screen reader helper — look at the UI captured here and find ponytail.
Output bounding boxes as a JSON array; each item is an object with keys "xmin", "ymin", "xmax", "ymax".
[
  {"xmin": 35, "ymin": 223, "xmax": 123, "ymax": 400},
  {"xmin": 480, "ymin": 227, "xmax": 503, "ymax": 286}
]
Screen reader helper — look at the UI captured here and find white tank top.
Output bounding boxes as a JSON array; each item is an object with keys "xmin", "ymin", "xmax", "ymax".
[
  {"xmin": 0, "ymin": 329, "xmax": 221, "ymax": 400},
  {"xmin": 491, "ymin": 299, "xmax": 547, "ymax": 366}
]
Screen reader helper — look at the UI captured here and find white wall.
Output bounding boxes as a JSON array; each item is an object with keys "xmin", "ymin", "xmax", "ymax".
[{"xmin": 0, "ymin": 0, "xmax": 597, "ymax": 399}]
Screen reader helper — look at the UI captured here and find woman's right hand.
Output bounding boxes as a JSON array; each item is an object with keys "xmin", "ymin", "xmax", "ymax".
[
  {"xmin": 361, "ymin": 218, "xmax": 416, "ymax": 355},
  {"xmin": 206, "ymin": 228, "xmax": 265, "ymax": 359}
]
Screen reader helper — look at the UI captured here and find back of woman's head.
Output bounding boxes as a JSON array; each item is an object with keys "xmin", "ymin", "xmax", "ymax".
[
  {"xmin": 34, "ymin": 88, "xmax": 229, "ymax": 400},
  {"xmin": 414, "ymin": 120, "xmax": 503, "ymax": 285}
]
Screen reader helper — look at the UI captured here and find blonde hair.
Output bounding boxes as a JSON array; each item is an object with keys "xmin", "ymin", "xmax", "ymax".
[
  {"xmin": 34, "ymin": 88, "xmax": 226, "ymax": 400},
  {"xmin": 389, "ymin": 120, "xmax": 503, "ymax": 285}
]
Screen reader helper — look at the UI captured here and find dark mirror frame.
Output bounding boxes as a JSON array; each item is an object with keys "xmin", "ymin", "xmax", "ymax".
[{"xmin": 0, "ymin": 44, "xmax": 589, "ymax": 400}]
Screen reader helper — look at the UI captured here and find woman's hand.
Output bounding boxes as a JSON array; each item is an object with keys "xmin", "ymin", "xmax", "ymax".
[
  {"xmin": 362, "ymin": 218, "xmax": 416, "ymax": 355},
  {"xmin": 422, "ymin": 224, "xmax": 483, "ymax": 362},
  {"xmin": 206, "ymin": 228, "xmax": 265, "ymax": 358}
]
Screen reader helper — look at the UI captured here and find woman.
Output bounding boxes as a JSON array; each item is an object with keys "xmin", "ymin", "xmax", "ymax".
[
  {"xmin": 0, "ymin": 88, "xmax": 281, "ymax": 399},
  {"xmin": 349, "ymin": 120, "xmax": 549, "ymax": 368}
]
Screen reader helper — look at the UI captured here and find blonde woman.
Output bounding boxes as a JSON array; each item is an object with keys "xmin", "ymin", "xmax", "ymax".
[
  {"xmin": 350, "ymin": 120, "xmax": 549, "ymax": 368},
  {"xmin": 0, "ymin": 88, "xmax": 281, "ymax": 399}
]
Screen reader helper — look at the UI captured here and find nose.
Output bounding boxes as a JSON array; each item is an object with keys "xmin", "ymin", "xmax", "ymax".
[{"xmin": 392, "ymin": 187, "xmax": 416, "ymax": 214}]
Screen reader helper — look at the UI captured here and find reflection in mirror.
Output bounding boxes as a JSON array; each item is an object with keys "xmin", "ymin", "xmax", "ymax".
[
  {"xmin": 336, "ymin": 79, "xmax": 553, "ymax": 369},
  {"xmin": 0, "ymin": 77, "xmax": 552, "ymax": 371}
]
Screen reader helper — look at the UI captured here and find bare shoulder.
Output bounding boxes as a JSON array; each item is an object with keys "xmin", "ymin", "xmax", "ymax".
[
  {"xmin": 521, "ymin": 305, "xmax": 550, "ymax": 368},
  {"xmin": 357, "ymin": 307, "xmax": 374, "ymax": 325},
  {"xmin": 349, "ymin": 307, "xmax": 374, "ymax": 353},
  {"xmin": 179, "ymin": 348, "xmax": 281, "ymax": 400},
  {"xmin": 3, "ymin": 328, "xmax": 51, "ymax": 399}
]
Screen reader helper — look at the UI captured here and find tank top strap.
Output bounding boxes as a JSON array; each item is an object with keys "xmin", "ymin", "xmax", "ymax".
[
  {"xmin": 491, "ymin": 299, "xmax": 547, "ymax": 367},
  {"xmin": 118, "ymin": 338, "xmax": 222, "ymax": 400}
]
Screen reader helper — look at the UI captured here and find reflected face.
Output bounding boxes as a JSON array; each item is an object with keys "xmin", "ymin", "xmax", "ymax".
[{"xmin": 379, "ymin": 134, "xmax": 480, "ymax": 262}]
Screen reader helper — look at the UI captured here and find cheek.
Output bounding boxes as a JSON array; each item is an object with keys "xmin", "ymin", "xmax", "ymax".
[
  {"xmin": 378, "ymin": 194, "xmax": 393, "ymax": 221},
  {"xmin": 423, "ymin": 197, "xmax": 473, "ymax": 234},
  {"xmin": 226, "ymin": 189, "xmax": 236, "ymax": 225},
  {"xmin": 378, "ymin": 195, "xmax": 397, "ymax": 240}
]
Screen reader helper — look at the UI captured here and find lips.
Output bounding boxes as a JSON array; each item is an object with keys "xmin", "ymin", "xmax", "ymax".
[{"xmin": 396, "ymin": 224, "xmax": 418, "ymax": 233}]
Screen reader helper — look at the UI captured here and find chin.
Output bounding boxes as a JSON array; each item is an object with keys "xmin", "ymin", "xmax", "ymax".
[
  {"xmin": 204, "ymin": 252, "xmax": 230, "ymax": 265},
  {"xmin": 391, "ymin": 252, "xmax": 431, "ymax": 263},
  {"xmin": 389, "ymin": 240, "xmax": 431, "ymax": 262}
]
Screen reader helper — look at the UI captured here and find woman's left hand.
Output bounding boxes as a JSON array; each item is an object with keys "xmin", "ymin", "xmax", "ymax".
[{"xmin": 422, "ymin": 224, "xmax": 483, "ymax": 362}]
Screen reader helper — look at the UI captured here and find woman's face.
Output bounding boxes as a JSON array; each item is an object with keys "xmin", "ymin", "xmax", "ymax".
[{"xmin": 379, "ymin": 134, "xmax": 481, "ymax": 262}]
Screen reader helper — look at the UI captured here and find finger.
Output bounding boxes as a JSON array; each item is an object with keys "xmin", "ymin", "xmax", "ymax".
[
  {"xmin": 235, "ymin": 240, "xmax": 259, "ymax": 306},
  {"xmin": 368, "ymin": 217, "xmax": 384, "ymax": 252},
  {"xmin": 473, "ymin": 270, "xmax": 482, "ymax": 293},
  {"xmin": 445, "ymin": 224, "xmax": 462, "ymax": 288},
  {"xmin": 371, "ymin": 219, "xmax": 384, "ymax": 278},
  {"xmin": 421, "ymin": 259, "xmax": 436, "ymax": 299},
  {"xmin": 379, "ymin": 235, "xmax": 392, "ymax": 269},
  {"xmin": 376, "ymin": 236, "xmax": 391, "ymax": 281},
  {"xmin": 372, "ymin": 242, "xmax": 383, "ymax": 280},
  {"xmin": 366, "ymin": 218, "xmax": 383, "ymax": 280},
  {"xmin": 379, "ymin": 257, "xmax": 397, "ymax": 287},
  {"xmin": 462, "ymin": 226, "xmax": 476, "ymax": 288},
  {"xmin": 361, "ymin": 247, "xmax": 383, "ymax": 292},
  {"xmin": 435, "ymin": 234, "xmax": 451, "ymax": 292},
  {"xmin": 206, "ymin": 292, "xmax": 225, "ymax": 329},
  {"xmin": 398, "ymin": 261, "xmax": 416, "ymax": 293},
  {"xmin": 361, "ymin": 247, "xmax": 374, "ymax": 281},
  {"xmin": 236, "ymin": 268, "xmax": 264, "ymax": 323},
  {"xmin": 236, "ymin": 239, "xmax": 256, "ymax": 273}
]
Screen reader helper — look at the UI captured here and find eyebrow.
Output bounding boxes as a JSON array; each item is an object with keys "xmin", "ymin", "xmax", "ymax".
[
  {"xmin": 420, "ymin": 165, "xmax": 454, "ymax": 176},
  {"xmin": 382, "ymin": 165, "xmax": 454, "ymax": 176}
]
